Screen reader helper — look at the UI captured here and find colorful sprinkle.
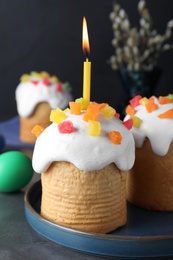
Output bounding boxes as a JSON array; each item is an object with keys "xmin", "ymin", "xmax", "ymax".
[
  {"xmin": 130, "ymin": 115, "xmax": 142, "ymax": 128},
  {"xmin": 58, "ymin": 120, "xmax": 74, "ymax": 134},
  {"xmin": 30, "ymin": 71, "xmax": 38, "ymax": 76},
  {"xmin": 109, "ymin": 131, "xmax": 122, "ymax": 144},
  {"xmin": 166, "ymin": 94, "xmax": 173, "ymax": 100},
  {"xmin": 83, "ymin": 109, "xmax": 99, "ymax": 122},
  {"xmin": 31, "ymin": 125, "xmax": 45, "ymax": 137},
  {"xmin": 125, "ymin": 105, "xmax": 136, "ymax": 116},
  {"xmin": 130, "ymin": 95, "xmax": 142, "ymax": 107},
  {"xmin": 56, "ymin": 83, "xmax": 63, "ymax": 92},
  {"xmin": 50, "ymin": 109, "xmax": 67, "ymax": 123},
  {"xmin": 139, "ymin": 97, "xmax": 149, "ymax": 106},
  {"xmin": 158, "ymin": 108, "xmax": 173, "ymax": 119},
  {"xmin": 145, "ymin": 99, "xmax": 158, "ymax": 113},
  {"xmin": 69, "ymin": 102, "xmax": 81, "ymax": 115},
  {"xmin": 114, "ymin": 112, "xmax": 120, "ymax": 119},
  {"xmin": 75, "ymin": 97, "xmax": 88, "ymax": 110},
  {"xmin": 122, "ymin": 118, "xmax": 133, "ymax": 130},
  {"xmin": 100, "ymin": 104, "xmax": 116, "ymax": 119},
  {"xmin": 40, "ymin": 71, "xmax": 50, "ymax": 78},
  {"xmin": 20, "ymin": 74, "xmax": 29, "ymax": 82},
  {"xmin": 51, "ymin": 75, "xmax": 59, "ymax": 83},
  {"xmin": 159, "ymin": 96, "xmax": 171, "ymax": 104},
  {"xmin": 63, "ymin": 108, "xmax": 70, "ymax": 113},
  {"xmin": 88, "ymin": 120, "xmax": 101, "ymax": 136},
  {"xmin": 31, "ymin": 80, "xmax": 39, "ymax": 85},
  {"xmin": 43, "ymin": 78, "xmax": 51, "ymax": 86},
  {"xmin": 64, "ymin": 82, "xmax": 72, "ymax": 90}
]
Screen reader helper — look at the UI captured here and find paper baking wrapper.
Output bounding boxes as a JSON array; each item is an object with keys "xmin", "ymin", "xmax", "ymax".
[
  {"xmin": 20, "ymin": 102, "xmax": 51, "ymax": 144},
  {"xmin": 41, "ymin": 161, "xmax": 127, "ymax": 234},
  {"xmin": 127, "ymin": 139, "xmax": 173, "ymax": 211}
]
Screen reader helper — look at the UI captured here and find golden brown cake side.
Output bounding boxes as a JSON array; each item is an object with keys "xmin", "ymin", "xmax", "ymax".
[
  {"xmin": 41, "ymin": 161, "xmax": 127, "ymax": 233},
  {"xmin": 127, "ymin": 139, "xmax": 173, "ymax": 211},
  {"xmin": 20, "ymin": 102, "xmax": 51, "ymax": 144}
]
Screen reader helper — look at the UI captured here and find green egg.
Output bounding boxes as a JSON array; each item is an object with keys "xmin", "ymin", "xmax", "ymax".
[{"xmin": 0, "ymin": 151, "xmax": 34, "ymax": 192}]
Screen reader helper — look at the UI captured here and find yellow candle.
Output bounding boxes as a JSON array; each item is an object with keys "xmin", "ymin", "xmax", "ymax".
[{"xmin": 82, "ymin": 17, "xmax": 91, "ymax": 109}]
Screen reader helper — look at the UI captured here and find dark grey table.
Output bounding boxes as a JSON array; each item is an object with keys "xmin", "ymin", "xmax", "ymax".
[{"xmin": 0, "ymin": 187, "xmax": 106, "ymax": 260}]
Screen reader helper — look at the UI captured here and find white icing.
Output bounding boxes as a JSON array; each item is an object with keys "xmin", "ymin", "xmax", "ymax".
[
  {"xmin": 15, "ymin": 76, "xmax": 72, "ymax": 117},
  {"xmin": 32, "ymin": 112, "xmax": 135, "ymax": 173},
  {"xmin": 124, "ymin": 96, "xmax": 173, "ymax": 156}
]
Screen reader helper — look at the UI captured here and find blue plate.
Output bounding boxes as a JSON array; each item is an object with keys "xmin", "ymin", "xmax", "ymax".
[
  {"xmin": 0, "ymin": 116, "xmax": 34, "ymax": 149},
  {"xmin": 25, "ymin": 181, "xmax": 173, "ymax": 258}
]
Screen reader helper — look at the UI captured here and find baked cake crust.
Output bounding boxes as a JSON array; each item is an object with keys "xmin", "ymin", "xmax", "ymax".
[
  {"xmin": 127, "ymin": 139, "xmax": 173, "ymax": 211},
  {"xmin": 20, "ymin": 102, "xmax": 51, "ymax": 144},
  {"xmin": 41, "ymin": 161, "xmax": 127, "ymax": 233}
]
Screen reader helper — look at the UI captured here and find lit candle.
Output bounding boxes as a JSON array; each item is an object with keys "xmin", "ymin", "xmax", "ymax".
[{"xmin": 82, "ymin": 17, "xmax": 91, "ymax": 109}]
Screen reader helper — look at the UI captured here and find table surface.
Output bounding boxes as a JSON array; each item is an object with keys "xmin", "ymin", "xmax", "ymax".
[{"xmin": 0, "ymin": 183, "xmax": 107, "ymax": 260}]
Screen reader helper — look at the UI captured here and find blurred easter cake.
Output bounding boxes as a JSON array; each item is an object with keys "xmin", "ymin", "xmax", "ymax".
[{"xmin": 15, "ymin": 71, "xmax": 72, "ymax": 144}]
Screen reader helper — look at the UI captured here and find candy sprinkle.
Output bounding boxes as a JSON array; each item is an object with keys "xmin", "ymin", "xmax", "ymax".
[
  {"xmin": 122, "ymin": 118, "xmax": 133, "ymax": 130},
  {"xmin": 130, "ymin": 95, "xmax": 142, "ymax": 107},
  {"xmin": 139, "ymin": 97, "xmax": 149, "ymax": 106},
  {"xmin": 100, "ymin": 104, "xmax": 116, "ymax": 119},
  {"xmin": 56, "ymin": 83, "xmax": 63, "ymax": 92},
  {"xmin": 145, "ymin": 99, "xmax": 158, "ymax": 113},
  {"xmin": 43, "ymin": 78, "xmax": 51, "ymax": 87},
  {"xmin": 130, "ymin": 115, "xmax": 142, "ymax": 128},
  {"xmin": 31, "ymin": 125, "xmax": 45, "ymax": 137},
  {"xmin": 125, "ymin": 105, "xmax": 136, "ymax": 116},
  {"xmin": 159, "ymin": 96, "xmax": 171, "ymax": 104},
  {"xmin": 58, "ymin": 120, "xmax": 74, "ymax": 134},
  {"xmin": 158, "ymin": 108, "xmax": 173, "ymax": 119},
  {"xmin": 88, "ymin": 120, "xmax": 101, "ymax": 136},
  {"xmin": 109, "ymin": 131, "xmax": 122, "ymax": 144},
  {"xmin": 69, "ymin": 102, "xmax": 81, "ymax": 115},
  {"xmin": 20, "ymin": 74, "xmax": 29, "ymax": 82},
  {"xmin": 50, "ymin": 109, "xmax": 67, "ymax": 123}
]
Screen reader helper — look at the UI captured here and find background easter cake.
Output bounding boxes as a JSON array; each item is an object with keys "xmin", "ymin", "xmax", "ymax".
[
  {"xmin": 15, "ymin": 71, "xmax": 72, "ymax": 144},
  {"xmin": 125, "ymin": 94, "xmax": 173, "ymax": 211}
]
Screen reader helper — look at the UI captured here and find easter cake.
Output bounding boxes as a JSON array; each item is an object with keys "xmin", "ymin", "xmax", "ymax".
[
  {"xmin": 32, "ymin": 100, "xmax": 135, "ymax": 233},
  {"xmin": 125, "ymin": 94, "xmax": 173, "ymax": 211},
  {"xmin": 15, "ymin": 71, "xmax": 72, "ymax": 144}
]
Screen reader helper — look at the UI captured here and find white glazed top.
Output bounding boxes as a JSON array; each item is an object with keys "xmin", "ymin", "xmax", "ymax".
[
  {"xmin": 32, "ymin": 108, "xmax": 135, "ymax": 173},
  {"xmin": 15, "ymin": 72, "xmax": 72, "ymax": 117},
  {"xmin": 124, "ymin": 96, "xmax": 173, "ymax": 156}
]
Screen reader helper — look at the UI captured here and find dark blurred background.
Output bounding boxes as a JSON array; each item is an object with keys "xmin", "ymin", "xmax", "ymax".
[{"xmin": 0, "ymin": 0, "xmax": 173, "ymax": 120}]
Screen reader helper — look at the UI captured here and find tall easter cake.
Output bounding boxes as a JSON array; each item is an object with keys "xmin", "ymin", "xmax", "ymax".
[
  {"xmin": 125, "ymin": 94, "xmax": 173, "ymax": 211},
  {"xmin": 15, "ymin": 71, "xmax": 72, "ymax": 144},
  {"xmin": 32, "ymin": 100, "xmax": 135, "ymax": 233}
]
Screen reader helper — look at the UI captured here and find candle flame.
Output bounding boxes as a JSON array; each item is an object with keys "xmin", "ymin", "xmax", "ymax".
[{"xmin": 82, "ymin": 17, "xmax": 90, "ymax": 58}]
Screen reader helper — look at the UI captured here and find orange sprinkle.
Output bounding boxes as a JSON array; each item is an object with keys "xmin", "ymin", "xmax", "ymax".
[
  {"xmin": 83, "ymin": 109, "xmax": 99, "ymax": 122},
  {"xmin": 145, "ymin": 100, "xmax": 158, "ymax": 113},
  {"xmin": 159, "ymin": 96, "xmax": 171, "ymax": 105},
  {"xmin": 88, "ymin": 102, "xmax": 107, "ymax": 112},
  {"xmin": 31, "ymin": 125, "xmax": 45, "ymax": 137},
  {"xmin": 149, "ymin": 96, "xmax": 155, "ymax": 102},
  {"xmin": 109, "ymin": 131, "xmax": 122, "ymax": 144},
  {"xmin": 69, "ymin": 102, "xmax": 81, "ymax": 115},
  {"xmin": 125, "ymin": 105, "xmax": 136, "ymax": 116},
  {"xmin": 158, "ymin": 108, "xmax": 173, "ymax": 119}
]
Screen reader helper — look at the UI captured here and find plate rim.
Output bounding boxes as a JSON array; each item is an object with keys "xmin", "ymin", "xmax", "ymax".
[{"xmin": 24, "ymin": 181, "xmax": 173, "ymax": 258}]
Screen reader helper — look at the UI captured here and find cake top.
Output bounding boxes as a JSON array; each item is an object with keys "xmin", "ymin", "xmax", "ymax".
[
  {"xmin": 124, "ymin": 94, "xmax": 173, "ymax": 156},
  {"xmin": 32, "ymin": 99, "xmax": 135, "ymax": 173},
  {"xmin": 15, "ymin": 71, "xmax": 72, "ymax": 117}
]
